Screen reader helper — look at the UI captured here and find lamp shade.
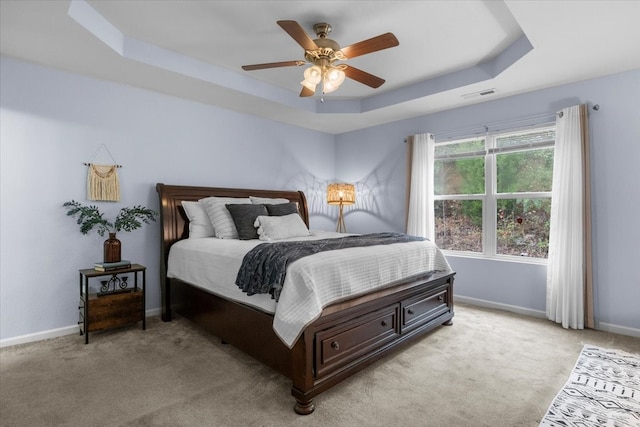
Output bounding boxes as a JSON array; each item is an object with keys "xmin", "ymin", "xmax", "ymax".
[
  {"xmin": 304, "ymin": 65, "xmax": 322, "ymax": 85},
  {"xmin": 322, "ymin": 67, "xmax": 346, "ymax": 94},
  {"xmin": 327, "ymin": 183, "xmax": 355, "ymax": 205}
]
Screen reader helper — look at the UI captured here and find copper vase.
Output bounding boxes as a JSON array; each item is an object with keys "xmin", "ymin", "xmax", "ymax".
[{"xmin": 103, "ymin": 233, "xmax": 121, "ymax": 263}]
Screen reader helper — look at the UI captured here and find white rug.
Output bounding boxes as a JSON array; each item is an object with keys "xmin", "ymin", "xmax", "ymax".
[{"xmin": 540, "ymin": 344, "xmax": 640, "ymax": 427}]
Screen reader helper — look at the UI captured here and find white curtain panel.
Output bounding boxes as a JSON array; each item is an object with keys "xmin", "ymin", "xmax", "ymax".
[
  {"xmin": 546, "ymin": 105, "xmax": 585, "ymax": 329},
  {"xmin": 407, "ymin": 133, "xmax": 435, "ymax": 238}
]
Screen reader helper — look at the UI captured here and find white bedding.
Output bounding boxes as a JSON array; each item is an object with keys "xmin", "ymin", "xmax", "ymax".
[{"xmin": 167, "ymin": 230, "xmax": 452, "ymax": 348}]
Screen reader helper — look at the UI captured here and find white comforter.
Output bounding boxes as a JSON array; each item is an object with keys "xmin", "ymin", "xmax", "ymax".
[{"xmin": 167, "ymin": 230, "xmax": 452, "ymax": 348}]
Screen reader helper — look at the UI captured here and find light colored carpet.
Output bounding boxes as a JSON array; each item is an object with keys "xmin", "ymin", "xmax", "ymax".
[
  {"xmin": 539, "ymin": 345, "xmax": 640, "ymax": 426},
  {"xmin": 1, "ymin": 303, "xmax": 639, "ymax": 427}
]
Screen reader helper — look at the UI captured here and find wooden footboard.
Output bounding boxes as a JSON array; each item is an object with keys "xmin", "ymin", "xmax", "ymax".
[
  {"xmin": 290, "ymin": 271, "xmax": 454, "ymax": 414},
  {"xmin": 157, "ymin": 183, "xmax": 455, "ymax": 414}
]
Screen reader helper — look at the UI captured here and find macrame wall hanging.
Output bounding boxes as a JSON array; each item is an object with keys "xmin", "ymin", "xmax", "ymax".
[{"xmin": 84, "ymin": 144, "xmax": 122, "ymax": 202}]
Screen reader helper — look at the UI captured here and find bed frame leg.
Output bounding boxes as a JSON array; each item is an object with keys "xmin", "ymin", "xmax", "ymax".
[
  {"xmin": 443, "ymin": 319, "xmax": 453, "ymax": 326},
  {"xmin": 294, "ymin": 399, "xmax": 315, "ymax": 415}
]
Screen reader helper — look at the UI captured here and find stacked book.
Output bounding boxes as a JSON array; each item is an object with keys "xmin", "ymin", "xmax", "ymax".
[{"xmin": 94, "ymin": 260, "xmax": 132, "ymax": 272}]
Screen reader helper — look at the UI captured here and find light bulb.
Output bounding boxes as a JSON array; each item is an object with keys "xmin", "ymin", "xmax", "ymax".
[
  {"xmin": 323, "ymin": 80, "xmax": 338, "ymax": 94},
  {"xmin": 304, "ymin": 66, "xmax": 322, "ymax": 85},
  {"xmin": 328, "ymin": 68, "xmax": 340, "ymax": 82}
]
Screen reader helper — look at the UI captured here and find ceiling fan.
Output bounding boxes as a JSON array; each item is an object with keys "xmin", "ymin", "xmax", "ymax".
[{"xmin": 242, "ymin": 20, "xmax": 399, "ymax": 97}]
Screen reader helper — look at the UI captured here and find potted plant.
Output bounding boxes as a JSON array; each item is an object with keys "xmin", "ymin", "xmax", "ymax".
[{"xmin": 63, "ymin": 200, "xmax": 157, "ymax": 263}]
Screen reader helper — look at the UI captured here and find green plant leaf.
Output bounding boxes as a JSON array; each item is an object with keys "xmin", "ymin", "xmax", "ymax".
[{"xmin": 63, "ymin": 201, "xmax": 156, "ymax": 237}]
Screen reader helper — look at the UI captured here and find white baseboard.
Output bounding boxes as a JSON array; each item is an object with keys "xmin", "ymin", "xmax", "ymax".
[
  {"xmin": 454, "ymin": 294, "xmax": 547, "ymax": 319},
  {"xmin": 0, "ymin": 325, "xmax": 80, "ymax": 348},
  {"xmin": 0, "ymin": 308, "xmax": 162, "ymax": 348},
  {"xmin": 455, "ymin": 295, "xmax": 640, "ymax": 338},
  {"xmin": 597, "ymin": 322, "xmax": 640, "ymax": 338}
]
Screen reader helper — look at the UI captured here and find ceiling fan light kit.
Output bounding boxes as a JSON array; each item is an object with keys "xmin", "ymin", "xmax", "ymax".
[
  {"xmin": 302, "ymin": 63, "xmax": 347, "ymax": 94},
  {"xmin": 242, "ymin": 20, "xmax": 399, "ymax": 97}
]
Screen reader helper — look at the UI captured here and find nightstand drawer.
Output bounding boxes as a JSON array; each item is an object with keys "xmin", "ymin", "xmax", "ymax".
[{"xmin": 85, "ymin": 290, "xmax": 143, "ymax": 332}]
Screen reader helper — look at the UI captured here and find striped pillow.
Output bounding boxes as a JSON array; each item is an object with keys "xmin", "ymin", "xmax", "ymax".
[{"xmin": 199, "ymin": 196, "xmax": 251, "ymax": 239}]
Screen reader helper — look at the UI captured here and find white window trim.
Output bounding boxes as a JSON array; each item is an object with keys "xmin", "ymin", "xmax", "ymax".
[
  {"xmin": 434, "ymin": 125, "xmax": 555, "ymax": 261},
  {"xmin": 441, "ymin": 248, "xmax": 549, "ymax": 265}
]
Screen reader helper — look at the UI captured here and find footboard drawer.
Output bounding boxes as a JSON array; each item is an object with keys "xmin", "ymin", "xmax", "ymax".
[
  {"xmin": 401, "ymin": 285, "xmax": 450, "ymax": 333},
  {"xmin": 315, "ymin": 304, "xmax": 400, "ymax": 379}
]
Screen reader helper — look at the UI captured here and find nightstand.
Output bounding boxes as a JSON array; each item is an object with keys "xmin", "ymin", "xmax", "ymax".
[{"xmin": 78, "ymin": 264, "xmax": 146, "ymax": 344}]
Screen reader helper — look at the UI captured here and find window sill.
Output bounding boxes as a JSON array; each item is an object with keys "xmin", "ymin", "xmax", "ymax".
[{"xmin": 441, "ymin": 250, "xmax": 548, "ymax": 266}]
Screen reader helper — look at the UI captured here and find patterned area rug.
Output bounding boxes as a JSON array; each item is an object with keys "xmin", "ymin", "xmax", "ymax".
[{"xmin": 540, "ymin": 345, "xmax": 640, "ymax": 426}]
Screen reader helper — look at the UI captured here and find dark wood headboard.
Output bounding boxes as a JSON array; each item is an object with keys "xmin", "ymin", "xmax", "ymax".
[{"xmin": 155, "ymin": 183, "xmax": 309, "ymax": 320}]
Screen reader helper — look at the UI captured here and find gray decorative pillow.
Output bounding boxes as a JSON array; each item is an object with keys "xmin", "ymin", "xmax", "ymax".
[
  {"xmin": 226, "ymin": 204, "xmax": 268, "ymax": 240},
  {"xmin": 265, "ymin": 202, "xmax": 299, "ymax": 217}
]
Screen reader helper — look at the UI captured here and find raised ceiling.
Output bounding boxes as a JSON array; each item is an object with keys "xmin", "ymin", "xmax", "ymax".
[{"xmin": 1, "ymin": 1, "xmax": 639, "ymax": 134}]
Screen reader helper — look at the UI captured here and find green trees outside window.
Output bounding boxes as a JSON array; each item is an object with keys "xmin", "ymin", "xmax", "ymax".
[{"xmin": 433, "ymin": 127, "xmax": 554, "ymax": 259}]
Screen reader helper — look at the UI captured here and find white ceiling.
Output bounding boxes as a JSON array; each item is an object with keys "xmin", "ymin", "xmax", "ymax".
[{"xmin": 1, "ymin": 0, "xmax": 639, "ymax": 134}]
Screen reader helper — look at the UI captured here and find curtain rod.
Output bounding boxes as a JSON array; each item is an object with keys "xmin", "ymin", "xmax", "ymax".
[
  {"xmin": 558, "ymin": 103, "xmax": 600, "ymax": 118},
  {"xmin": 404, "ymin": 103, "xmax": 600, "ymax": 142}
]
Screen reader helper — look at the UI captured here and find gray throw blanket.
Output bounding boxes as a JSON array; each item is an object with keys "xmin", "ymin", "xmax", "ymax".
[{"xmin": 236, "ymin": 232, "xmax": 425, "ymax": 301}]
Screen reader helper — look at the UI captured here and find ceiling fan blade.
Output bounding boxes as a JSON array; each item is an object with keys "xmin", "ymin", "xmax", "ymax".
[
  {"xmin": 300, "ymin": 86, "xmax": 315, "ymax": 97},
  {"xmin": 242, "ymin": 60, "xmax": 305, "ymax": 71},
  {"xmin": 277, "ymin": 20, "xmax": 318, "ymax": 51},
  {"xmin": 343, "ymin": 65, "xmax": 386, "ymax": 88},
  {"xmin": 340, "ymin": 33, "xmax": 399, "ymax": 59}
]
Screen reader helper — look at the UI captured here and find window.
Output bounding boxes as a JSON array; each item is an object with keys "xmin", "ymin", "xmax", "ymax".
[{"xmin": 434, "ymin": 126, "xmax": 555, "ymax": 259}]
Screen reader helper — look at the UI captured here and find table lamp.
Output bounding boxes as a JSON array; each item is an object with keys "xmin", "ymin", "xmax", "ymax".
[{"xmin": 327, "ymin": 183, "xmax": 355, "ymax": 233}]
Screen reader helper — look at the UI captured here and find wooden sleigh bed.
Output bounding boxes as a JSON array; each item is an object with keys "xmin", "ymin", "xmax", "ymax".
[{"xmin": 157, "ymin": 183, "xmax": 455, "ymax": 414}]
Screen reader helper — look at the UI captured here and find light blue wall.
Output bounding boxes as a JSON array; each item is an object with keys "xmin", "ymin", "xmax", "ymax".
[
  {"xmin": 336, "ymin": 69, "xmax": 640, "ymax": 332},
  {"xmin": 2, "ymin": 55, "xmax": 638, "ymax": 343},
  {"xmin": 0, "ymin": 57, "xmax": 335, "ymax": 341}
]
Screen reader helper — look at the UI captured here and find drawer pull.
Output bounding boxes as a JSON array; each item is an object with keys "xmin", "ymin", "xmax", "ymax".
[
  {"xmin": 438, "ymin": 295, "xmax": 444, "ymax": 301},
  {"xmin": 407, "ymin": 309, "xmax": 414, "ymax": 315},
  {"xmin": 381, "ymin": 320, "xmax": 388, "ymax": 327},
  {"xmin": 331, "ymin": 341, "xmax": 340, "ymax": 350}
]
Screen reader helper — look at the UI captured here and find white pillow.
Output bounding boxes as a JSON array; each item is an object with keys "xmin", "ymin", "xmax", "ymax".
[
  {"xmin": 200, "ymin": 196, "xmax": 251, "ymax": 239},
  {"xmin": 182, "ymin": 201, "xmax": 215, "ymax": 238},
  {"xmin": 250, "ymin": 196, "xmax": 290, "ymax": 205},
  {"xmin": 254, "ymin": 213, "xmax": 310, "ymax": 241}
]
